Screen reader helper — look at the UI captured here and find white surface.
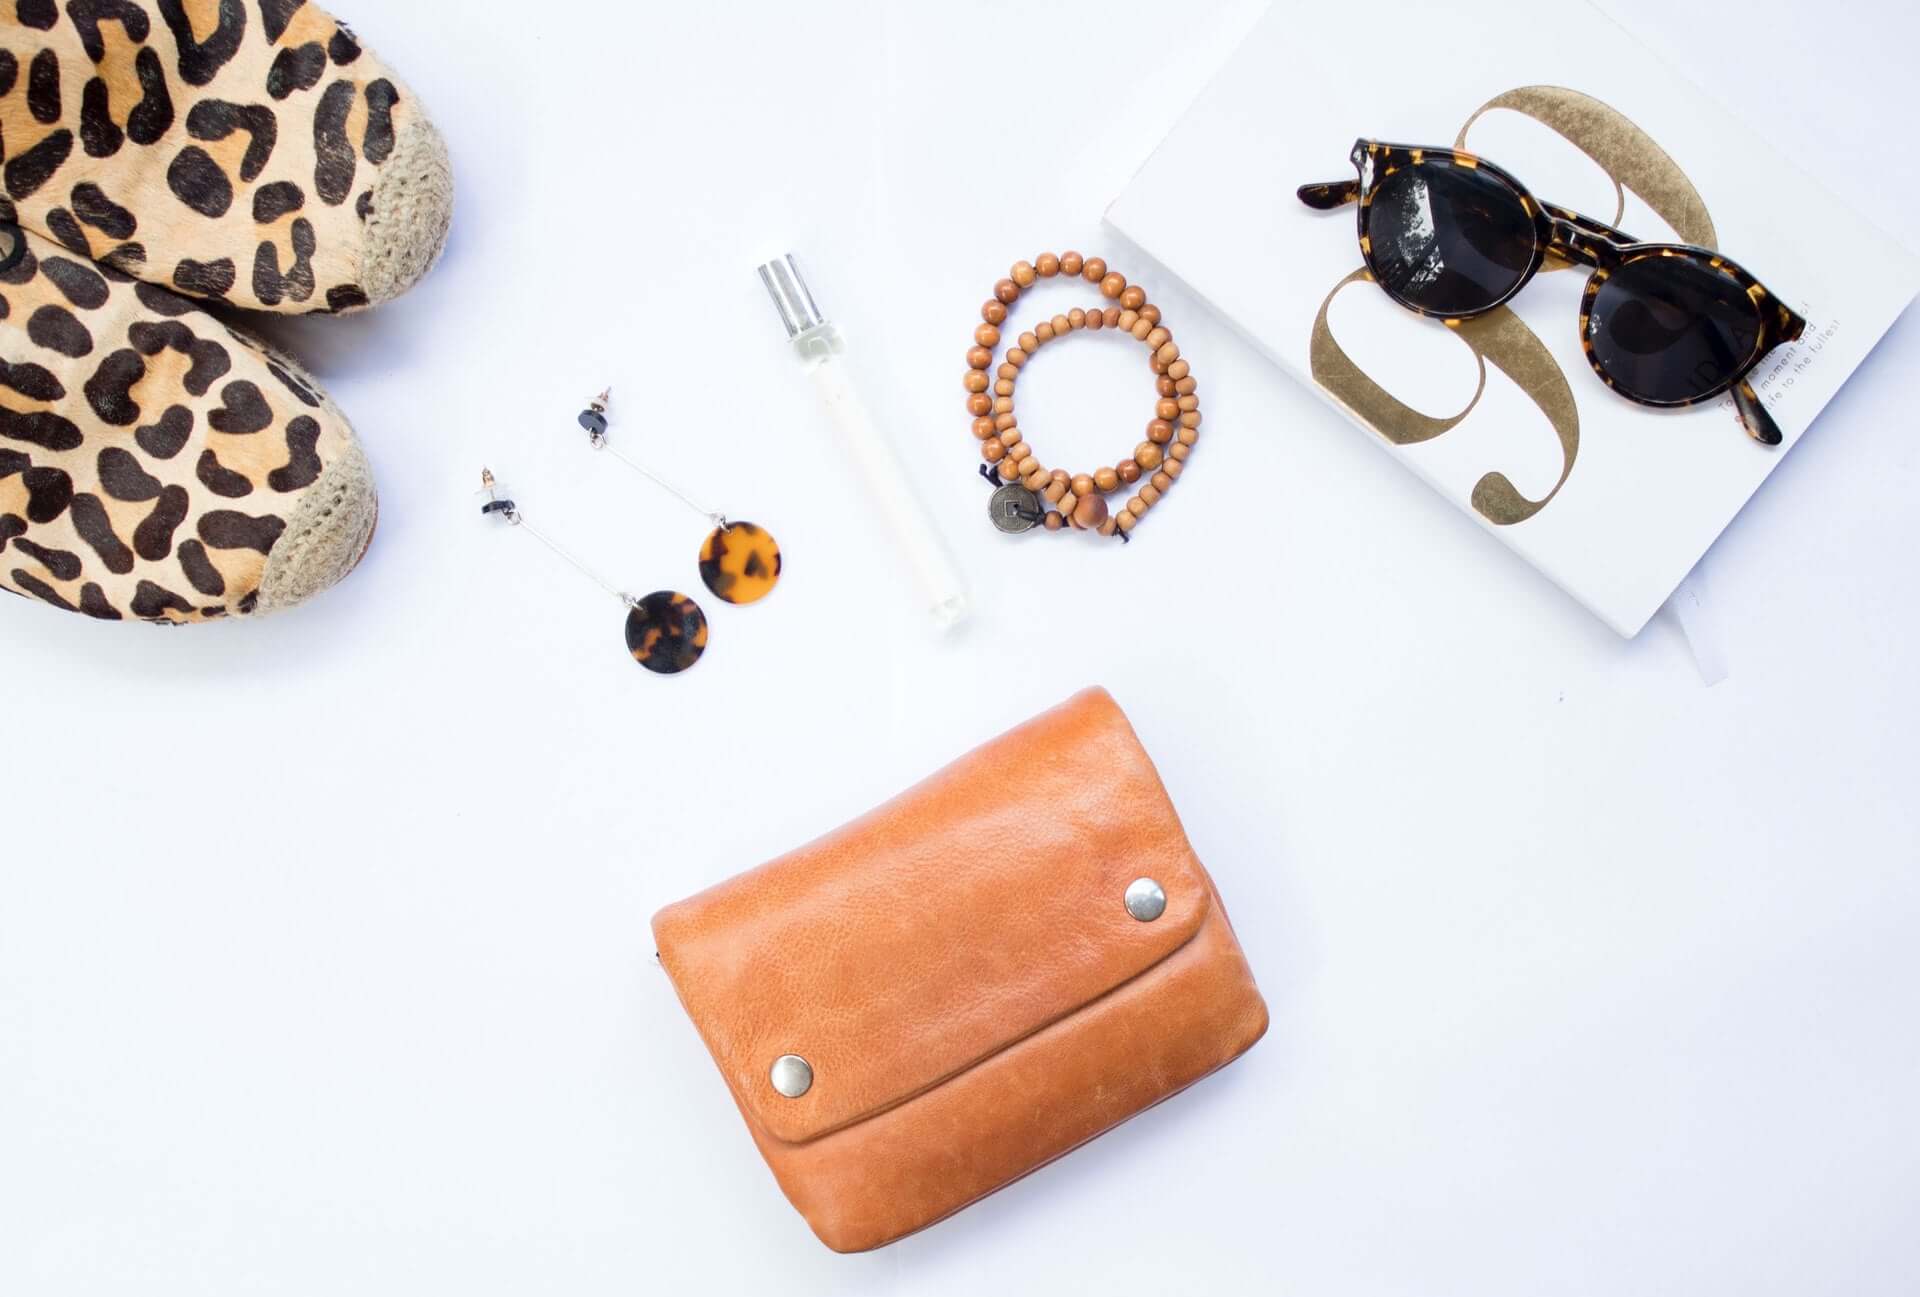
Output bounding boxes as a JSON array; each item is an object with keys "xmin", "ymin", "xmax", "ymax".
[
  {"xmin": 2, "ymin": 2, "xmax": 1916, "ymax": 1294},
  {"xmin": 1108, "ymin": 0, "xmax": 1920, "ymax": 636}
]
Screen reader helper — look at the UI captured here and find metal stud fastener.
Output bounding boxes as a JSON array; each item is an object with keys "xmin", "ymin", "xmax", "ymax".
[
  {"xmin": 769, "ymin": 1054, "xmax": 813, "ymax": 1099},
  {"xmin": 1124, "ymin": 877, "xmax": 1167, "ymax": 923}
]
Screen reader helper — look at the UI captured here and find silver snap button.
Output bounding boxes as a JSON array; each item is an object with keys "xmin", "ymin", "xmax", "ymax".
[
  {"xmin": 769, "ymin": 1054, "xmax": 813, "ymax": 1098},
  {"xmin": 1124, "ymin": 877, "xmax": 1167, "ymax": 922}
]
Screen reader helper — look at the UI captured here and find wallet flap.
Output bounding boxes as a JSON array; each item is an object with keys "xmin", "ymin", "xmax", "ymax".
[{"xmin": 651, "ymin": 688, "xmax": 1214, "ymax": 1147}]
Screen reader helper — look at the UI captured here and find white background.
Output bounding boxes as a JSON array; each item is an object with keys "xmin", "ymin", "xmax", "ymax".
[{"xmin": 2, "ymin": 1, "xmax": 1915, "ymax": 1293}]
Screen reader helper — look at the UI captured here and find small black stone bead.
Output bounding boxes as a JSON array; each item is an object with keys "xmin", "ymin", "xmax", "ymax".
[{"xmin": 578, "ymin": 409, "xmax": 608, "ymax": 436}]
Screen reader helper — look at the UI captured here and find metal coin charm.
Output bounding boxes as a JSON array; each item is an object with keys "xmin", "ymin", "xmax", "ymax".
[
  {"xmin": 625, "ymin": 590, "xmax": 709, "ymax": 674},
  {"xmin": 698, "ymin": 521, "xmax": 782, "ymax": 605},
  {"xmin": 988, "ymin": 483, "xmax": 1046, "ymax": 534}
]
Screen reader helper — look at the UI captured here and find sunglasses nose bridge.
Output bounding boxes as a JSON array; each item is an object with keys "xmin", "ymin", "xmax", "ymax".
[{"xmin": 1547, "ymin": 217, "xmax": 1615, "ymax": 270}]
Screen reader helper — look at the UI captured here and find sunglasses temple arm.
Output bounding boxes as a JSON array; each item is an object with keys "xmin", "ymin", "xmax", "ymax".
[
  {"xmin": 1733, "ymin": 380, "xmax": 1784, "ymax": 447},
  {"xmin": 1297, "ymin": 179, "xmax": 1360, "ymax": 210}
]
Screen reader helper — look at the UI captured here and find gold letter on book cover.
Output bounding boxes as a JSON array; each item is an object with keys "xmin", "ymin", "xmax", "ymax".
[{"xmin": 1309, "ymin": 86, "xmax": 1716, "ymax": 526}]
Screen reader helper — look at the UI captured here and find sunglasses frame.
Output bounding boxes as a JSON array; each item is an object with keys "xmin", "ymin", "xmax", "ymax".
[{"xmin": 1299, "ymin": 139, "xmax": 1806, "ymax": 444}]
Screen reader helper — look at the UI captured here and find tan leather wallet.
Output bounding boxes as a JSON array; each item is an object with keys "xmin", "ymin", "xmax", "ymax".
[{"xmin": 652, "ymin": 687, "xmax": 1268, "ymax": 1252}]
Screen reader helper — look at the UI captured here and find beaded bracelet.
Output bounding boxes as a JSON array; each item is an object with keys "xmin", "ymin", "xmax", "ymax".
[{"xmin": 966, "ymin": 251, "xmax": 1201, "ymax": 539}]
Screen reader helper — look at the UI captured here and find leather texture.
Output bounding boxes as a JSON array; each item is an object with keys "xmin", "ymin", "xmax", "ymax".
[{"xmin": 652, "ymin": 687, "xmax": 1268, "ymax": 1252}]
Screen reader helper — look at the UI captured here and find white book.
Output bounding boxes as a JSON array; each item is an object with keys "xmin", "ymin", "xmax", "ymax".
[{"xmin": 1106, "ymin": 0, "xmax": 1920, "ymax": 636}]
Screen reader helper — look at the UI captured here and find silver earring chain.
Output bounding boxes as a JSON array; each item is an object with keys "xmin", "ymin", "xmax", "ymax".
[
  {"xmin": 592, "ymin": 438, "xmax": 729, "ymax": 533},
  {"xmin": 481, "ymin": 469, "xmax": 637, "ymax": 609},
  {"xmin": 584, "ymin": 390, "xmax": 728, "ymax": 532}
]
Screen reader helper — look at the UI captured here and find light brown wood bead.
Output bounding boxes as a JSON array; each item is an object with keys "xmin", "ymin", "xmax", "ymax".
[
  {"xmin": 1177, "ymin": 426, "xmax": 1198, "ymax": 445},
  {"xmin": 1119, "ymin": 285, "xmax": 1147, "ymax": 310},
  {"xmin": 1000, "ymin": 428, "xmax": 1024, "ymax": 450},
  {"xmin": 1117, "ymin": 308, "xmax": 1139, "ymax": 331},
  {"xmin": 1060, "ymin": 251, "xmax": 1084, "ymax": 276},
  {"xmin": 972, "ymin": 417, "xmax": 995, "ymax": 439},
  {"xmin": 1043, "ymin": 479, "xmax": 1068, "ymax": 504},
  {"xmin": 995, "ymin": 279, "xmax": 1020, "ymax": 304},
  {"xmin": 997, "ymin": 363, "xmax": 1019, "ymax": 381},
  {"xmin": 1035, "ymin": 321, "xmax": 1054, "ymax": 342},
  {"xmin": 1019, "ymin": 331, "xmax": 1040, "ymax": 352},
  {"xmin": 1127, "ymin": 495, "xmax": 1149, "ymax": 516},
  {"xmin": 994, "ymin": 412, "xmax": 1017, "ymax": 431},
  {"xmin": 1157, "ymin": 376, "xmax": 1177, "ymax": 397},
  {"xmin": 1140, "ymin": 305, "xmax": 1161, "ymax": 325},
  {"xmin": 975, "ymin": 324, "xmax": 1000, "ymax": 348},
  {"xmin": 999, "ymin": 459, "xmax": 1021, "ymax": 481},
  {"xmin": 983, "ymin": 300, "xmax": 1008, "ymax": 325},
  {"xmin": 1058, "ymin": 490, "xmax": 1077, "ymax": 517},
  {"xmin": 1037, "ymin": 252, "xmax": 1061, "ymax": 277},
  {"xmin": 1044, "ymin": 511, "xmax": 1065, "ymax": 531},
  {"xmin": 968, "ymin": 346, "xmax": 992, "ymax": 369},
  {"xmin": 1051, "ymin": 314, "xmax": 1071, "ymax": 336},
  {"xmin": 1140, "ymin": 483, "xmax": 1161, "ymax": 506},
  {"xmin": 982, "ymin": 438, "xmax": 1006, "ymax": 462},
  {"xmin": 1084, "ymin": 309, "xmax": 1103, "ymax": 331},
  {"xmin": 1098, "ymin": 516, "xmax": 1119, "ymax": 537},
  {"xmin": 1049, "ymin": 468, "xmax": 1069, "ymax": 485},
  {"xmin": 1116, "ymin": 508, "xmax": 1137, "ymax": 532},
  {"xmin": 1131, "ymin": 317, "xmax": 1153, "ymax": 340},
  {"xmin": 1157, "ymin": 399, "xmax": 1180, "ymax": 420},
  {"xmin": 1147, "ymin": 419, "xmax": 1174, "ymax": 444},
  {"xmin": 1135, "ymin": 441, "xmax": 1164, "ymax": 470},
  {"xmin": 1163, "ymin": 458, "xmax": 1183, "ymax": 479},
  {"xmin": 965, "ymin": 371, "xmax": 989, "ymax": 393},
  {"xmin": 1151, "ymin": 470, "xmax": 1172, "ymax": 491},
  {"xmin": 1100, "ymin": 272, "xmax": 1126, "ymax": 299},
  {"xmin": 1072, "ymin": 493, "xmax": 1109, "ymax": 529},
  {"xmin": 1117, "ymin": 460, "xmax": 1142, "ymax": 484},
  {"xmin": 1166, "ymin": 359, "xmax": 1190, "ymax": 381},
  {"xmin": 1180, "ymin": 411, "xmax": 1201, "ymax": 429},
  {"xmin": 1082, "ymin": 256, "xmax": 1107, "ymax": 282},
  {"xmin": 1093, "ymin": 466, "xmax": 1120, "ymax": 493},
  {"xmin": 1169, "ymin": 442, "xmax": 1191, "ymax": 461},
  {"xmin": 994, "ymin": 396, "xmax": 1014, "ymax": 414},
  {"xmin": 1103, "ymin": 307, "xmax": 1122, "ymax": 327},
  {"xmin": 1012, "ymin": 260, "xmax": 1037, "ymax": 287},
  {"xmin": 1023, "ymin": 465, "xmax": 1050, "ymax": 491},
  {"xmin": 1065, "ymin": 307, "xmax": 1085, "ymax": 330},
  {"xmin": 1145, "ymin": 326, "xmax": 1170, "ymax": 349},
  {"xmin": 1177, "ymin": 395, "xmax": 1198, "ymax": 412},
  {"xmin": 968, "ymin": 393, "xmax": 992, "ymax": 416},
  {"xmin": 1070, "ymin": 473, "xmax": 1095, "ymax": 498},
  {"xmin": 1156, "ymin": 341, "xmax": 1180, "ymax": 367},
  {"xmin": 1006, "ymin": 351, "xmax": 1028, "ymax": 371},
  {"xmin": 1175, "ymin": 376, "xmax": 1197, "ymax": 395},
  {"xmin": 994, "ymin": 379, "xmax": 1014, "ymax": 396}
]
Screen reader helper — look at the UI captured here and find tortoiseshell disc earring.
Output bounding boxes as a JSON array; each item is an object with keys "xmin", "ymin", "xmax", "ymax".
[
  {"xmin": 479, "ymin": 469, "xmax": 708, "ymax": 675},
  {"xmin": 576, "ymin": 389, "xmax": 784, "ymax": 606}
]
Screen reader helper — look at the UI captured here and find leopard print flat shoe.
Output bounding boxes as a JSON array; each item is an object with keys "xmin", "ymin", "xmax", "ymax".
[{"xmin": 0, "ymin": 0, "xmax": 452, "ymax": 624}]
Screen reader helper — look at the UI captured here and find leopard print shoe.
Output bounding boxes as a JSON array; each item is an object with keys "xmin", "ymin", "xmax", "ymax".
[
  {"xmin": 2, "ymin": 223, "xmax": 375, "ymax": 622},
  {"xmin": 0, "ymin": 2, "xmax": 453, "ymax": 625},
  {"xmin": 0, "ymin": 0, "xmax": 453, "ymax": 313}
]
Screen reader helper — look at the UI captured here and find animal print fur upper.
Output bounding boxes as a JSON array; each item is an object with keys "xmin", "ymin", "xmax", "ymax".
[
  {"xmin": 1, "ymin": 221, "xmax": 359, "ymax": 620},
  {"xmin": 0, "ymin": 1, "xmax": 447, "ymax": 624},
  {"xmin": 0, "ymin": 0, "xmax": 429, "ymax": 314}
]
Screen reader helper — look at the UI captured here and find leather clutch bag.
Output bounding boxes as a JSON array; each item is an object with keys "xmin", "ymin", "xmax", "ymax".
[{"xmin": 651, "ymin": 687, "xmax": 1268, "ymax": 1252}]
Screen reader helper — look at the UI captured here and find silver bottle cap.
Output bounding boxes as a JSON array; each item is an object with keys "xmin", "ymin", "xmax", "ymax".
[{"xmin": 757, "ymin": 254, "xmax": 826, "ymax": 340}]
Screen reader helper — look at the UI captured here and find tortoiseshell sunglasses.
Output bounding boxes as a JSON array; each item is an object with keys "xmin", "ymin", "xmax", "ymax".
[{"xmin": 1299, "ymin": 140, "xmax": 1805, "ymax": 445}]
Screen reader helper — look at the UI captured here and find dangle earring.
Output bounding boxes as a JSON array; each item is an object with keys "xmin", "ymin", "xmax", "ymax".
[
  {"xmin": 576, "ymin": 388, "xmax": 784, "ymax": 607},
  {"xmin": 479, "ymin": 468, "xmax": 708, "ymax": 675}
]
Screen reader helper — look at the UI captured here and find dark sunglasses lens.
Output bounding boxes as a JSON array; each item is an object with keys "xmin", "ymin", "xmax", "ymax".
[
  {"xmin": 1367, "ymin": 162, "xmax": 1537, "ymax": 315},
  {"xmin": 1587, "ymin": 255, "xmax": 1762, "ymax": 403}
]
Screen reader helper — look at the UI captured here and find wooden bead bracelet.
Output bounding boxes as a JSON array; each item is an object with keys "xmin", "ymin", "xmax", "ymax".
[{"xmin": 967, "ymin": 251, "xmax": 1201, "ymax": 539}]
